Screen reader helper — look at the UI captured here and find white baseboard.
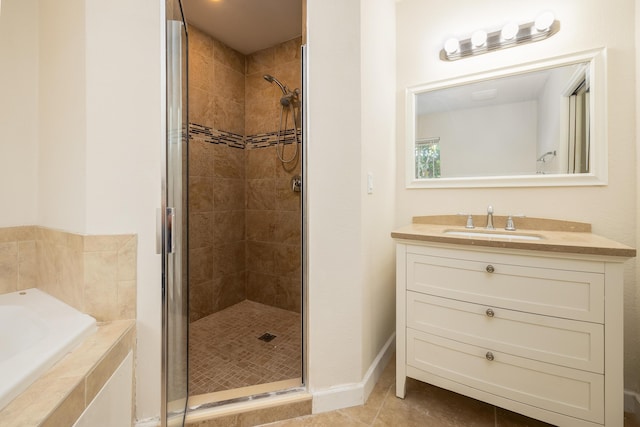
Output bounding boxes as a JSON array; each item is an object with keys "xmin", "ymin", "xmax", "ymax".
[
  {"xmin": 311, "ymin": 333, "xmax": 396, "ymax": 414},
  {"xmin": 625, "ymin": 389, "xmax": 640, "ymax": 420}
]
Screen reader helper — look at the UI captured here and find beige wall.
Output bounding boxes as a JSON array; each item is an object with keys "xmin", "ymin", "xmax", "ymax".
[
  {"xmin": 360, "ymin": 0, "xmax": 397, "ymax": 376},
  {"xmin": 0, "ymin": 0, "xmax": 164, "ymax": 419},
  {"xmin": 83, "ymin": 0, "xmax": 164, "ymax": 419},
  {"xmin": 307, "ymin": 0, "xmax": 365, "ymax": 390},
  {"xmin": 37, "ymin": 0, "xmax": 87, "ymax": 232},
  {"xmin": 396, "ymin": 0, "xmax": 639, "ymax": 395},
  {"xmin": 0, "ymin": 0, "xmax": 38, "ymax": 227},
  {"xmin": 307, "ymin": 0, "xmax": 397, "ymax": 396},
  {"xmin": 417, "ymin": 102, "xmax": 538, "ymax": 177}
]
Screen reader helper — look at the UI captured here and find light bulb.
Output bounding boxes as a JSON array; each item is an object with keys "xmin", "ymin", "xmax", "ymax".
[
  {"xmin": 535, "ymin": 12, "xmax": 554, "ymax": 32},
  {"xmin": 444, "ymin": 38, "xmax": 460, "ymax": 54},
  {"xmin": 471, "ymin": 30, "xmax": 488, "ymax": 47},
  {"xmin": 501, "ymin": 22, "xmax": 519, "ymax": 40}
]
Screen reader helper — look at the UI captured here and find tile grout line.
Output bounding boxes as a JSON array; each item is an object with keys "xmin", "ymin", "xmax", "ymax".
[
  {"xmin": 370, "ymin": 384, "xmax": 393, "ymax": 426},
  {"xmin": 189, "ymin": 300, "xmax": 301, "ymax": 395},
  {"xmin": 335, "ymin": 408, "xmax": 371, "ymax": 426}
]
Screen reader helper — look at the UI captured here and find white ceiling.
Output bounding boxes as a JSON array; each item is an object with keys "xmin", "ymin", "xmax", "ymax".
[
  {"xmin": 183, "ymin": 0, "xmax": 303, "ymax": 55},
  {"xmin": 416, "ymin": 68, "xmax": 558, "ymax": 115}
]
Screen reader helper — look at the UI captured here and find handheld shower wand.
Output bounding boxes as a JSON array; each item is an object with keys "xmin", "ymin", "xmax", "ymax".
[
  {"xmin": 262, "ymin": 74, "xmax": 300, "ymax": 164},
  {"xmin": 263, "ymin": 74, "xmax": 287, "ymax": 95}
]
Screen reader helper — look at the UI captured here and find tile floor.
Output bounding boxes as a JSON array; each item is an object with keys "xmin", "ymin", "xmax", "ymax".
[
  {"xmin": 189, "ymin": 300, "xmax": 302, "ymax": 395},
  {"xmin": 261, "ymin": 355, "xmax": 640, "ymax": 427},
  {"xmin": 187, "ymin": 303, "xmax": 639, "ymax": 426}
]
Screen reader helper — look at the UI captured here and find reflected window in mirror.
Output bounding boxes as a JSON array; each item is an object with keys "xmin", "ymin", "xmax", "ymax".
[{"xmin": 415, "ymin": 137, "xmax": 441, "ymax": 178}]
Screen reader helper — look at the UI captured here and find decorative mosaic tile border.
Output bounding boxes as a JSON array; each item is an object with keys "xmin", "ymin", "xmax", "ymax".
[
  {"xmin": 188, "ymin": 123, "xmax": 301, "ymax": 150},
  {"xmin": 189, "ymin": 123, "xmax": 245, "ymax": 149},
  {"xmin": 245, "ymin": 128, "xmax": 300, "ymax": 150}
]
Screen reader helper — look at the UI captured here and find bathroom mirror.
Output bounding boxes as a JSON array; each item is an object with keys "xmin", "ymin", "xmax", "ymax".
[{"xmin": 405, "ymin": 49, "xmax": 607, "ymax": 188}]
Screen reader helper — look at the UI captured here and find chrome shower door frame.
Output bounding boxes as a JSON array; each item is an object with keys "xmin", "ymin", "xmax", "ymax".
[{"xmin": 162, "ymin": 1, "xmax": 189, "ymax": 426}]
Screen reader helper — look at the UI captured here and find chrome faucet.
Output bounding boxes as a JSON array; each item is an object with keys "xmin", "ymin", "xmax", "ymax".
[
  {"xmin": 505, "ymin": 214, "xmax": 525, "ymax": 231},
  {"xmin": 486, "ymin": 205, "xmax": 495, "ymax": 230}
]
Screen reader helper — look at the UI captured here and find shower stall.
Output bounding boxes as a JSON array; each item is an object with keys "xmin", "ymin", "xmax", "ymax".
[{"xmin": 163, "ymin": 0, "xmax": 305, "ymax": 424}]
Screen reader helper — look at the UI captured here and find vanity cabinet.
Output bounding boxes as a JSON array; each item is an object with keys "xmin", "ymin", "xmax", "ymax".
[{"xmin": 395, "ymin": 242, "xmax": 628, "ymax": 427}]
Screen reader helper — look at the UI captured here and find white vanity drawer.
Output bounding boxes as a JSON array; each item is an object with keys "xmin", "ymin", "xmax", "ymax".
[
  {"xmin": 406, "ymin": 252, "xmax": 604, "ymax": 322},
  {"xmin": 406, "ymin": 329, "xmax": 604, "ymax": 424},
  {"xmin": 407, "ymin": 291, "xmax": 604, "ymax": 373}
]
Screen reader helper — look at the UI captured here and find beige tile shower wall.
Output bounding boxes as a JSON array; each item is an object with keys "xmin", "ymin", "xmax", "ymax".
[
  {"xmin": 188, "ymin": 26, "xmax": 215, "ymax": 129},
  {"xmin": 188, "ymin": 25, "xmax": 246, "ymax": 322},
  {"xmin": 245, "ymin": 37, "xmax": 302, "ymax": 136},
  {"xmin": 188, "ymin": 25, "xmax": 245, "ymax": 135},
  {"xmin": 189, "ymin": 140, "xmax": 247, "ymax": 321},
  {"xmin": 246, "ymin": 147, "xmax": 301, "ymax": 312},
  {"xmin": 212, "ymin": 35, "xmax": 246, "ymax": 314},
  {"xmin": 212, "ymin": 38, "xmax": 245, "ymax": 135},
  {"xmin": 189, "ymin": 137, "xmax": 215, "ymax": 321},
  {"xmin": 211, "ymin": 143, "xmax": 246, "ymax": 313},
  {"xmin": 187, "ymin": 31, "xmax": 302, "ymax": 317},
  {"xmin": 245, "ymin": 38, "xmax": 302, "ymax": 313},
  {"xmin": 0, "ymin": 226, "xmax": 136, "ymax": 322}
]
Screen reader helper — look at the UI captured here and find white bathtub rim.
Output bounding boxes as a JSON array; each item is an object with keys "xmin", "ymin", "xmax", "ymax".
[{"xmin": 0, "ymin": 288, "xmax": 97, "ymax": 411}]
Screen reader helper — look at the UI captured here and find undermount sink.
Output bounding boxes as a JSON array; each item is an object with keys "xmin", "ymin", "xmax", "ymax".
[{"xmin": 443, "ymin": 229, "xmax": 544, "ymax": 241}]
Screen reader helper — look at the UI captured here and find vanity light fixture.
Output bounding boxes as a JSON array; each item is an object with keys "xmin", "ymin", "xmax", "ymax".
[
  {"xmin": 471, "ymin": 30, "xmax": 488, "ymax": 47},
  {"xmin": 444, "ymin": 38, "xmax": 460, "ymax": 55},
  {"xmin": 534, "ymin": 12, "xmax": 555, "ymax": 32},
  {"xmin": 441, "ymin": 12, "xmax": 560, "ymax": 61},
  {"xmin": 501, "ymin": 22, "xmax": 519, "ymax": 41}
]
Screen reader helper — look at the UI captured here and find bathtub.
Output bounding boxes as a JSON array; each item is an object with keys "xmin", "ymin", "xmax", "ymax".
[{"xmin": 0, "ymin": 288, "xmax": 96, "ymax": 410}]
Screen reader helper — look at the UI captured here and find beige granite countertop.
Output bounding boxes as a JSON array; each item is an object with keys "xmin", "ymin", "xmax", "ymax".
[
  {"xmin": 0, "ymin": 319, "xmax": 135, "ymax": 427},
  {"xmin": 391, "ymin": 215, "xmax": 636, "ymax": 258}
]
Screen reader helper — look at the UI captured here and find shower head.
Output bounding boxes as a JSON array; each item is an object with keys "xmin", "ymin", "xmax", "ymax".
[{"xmin": 263, "ymin": 74, "xmax": 287, "ymax": 95}]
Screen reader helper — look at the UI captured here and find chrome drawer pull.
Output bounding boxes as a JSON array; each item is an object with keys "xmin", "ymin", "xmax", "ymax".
[
  {"xmin": 485, "ymin": 308, "xmax": 495, "ymax": 317},
  {"xmin": 485, "ymin": 351, "xmax": 494, "ymax": 361},
  {"xmin": 485, "ymin": 265, "xmax": 495, "ymax": 273}
]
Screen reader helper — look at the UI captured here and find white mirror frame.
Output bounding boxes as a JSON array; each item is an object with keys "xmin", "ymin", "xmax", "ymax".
[{"xmin": 405, "ymin": 48, "xmax": 607, "ymax": 188}]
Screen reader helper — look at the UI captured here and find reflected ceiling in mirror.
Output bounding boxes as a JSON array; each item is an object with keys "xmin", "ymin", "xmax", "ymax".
[{"xmin": 405, "ymin": 49, "xmax": 607, "ymax": 188}]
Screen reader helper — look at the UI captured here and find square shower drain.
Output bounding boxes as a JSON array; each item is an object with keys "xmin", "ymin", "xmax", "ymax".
[{"xmin": 258, "ymin": 332, "xmax": 277, "ymax": 342}]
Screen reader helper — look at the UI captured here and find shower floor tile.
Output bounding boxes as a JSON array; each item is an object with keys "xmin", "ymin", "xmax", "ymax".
[{"xmin": 189, "ymin": 300, "xmax": 301, "ymax": 396}]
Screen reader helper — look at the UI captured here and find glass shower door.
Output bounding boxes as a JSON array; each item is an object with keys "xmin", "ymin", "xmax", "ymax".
[{"xmin": 163, "ymin": 0, "xmax": 188, "ymax": 426}]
